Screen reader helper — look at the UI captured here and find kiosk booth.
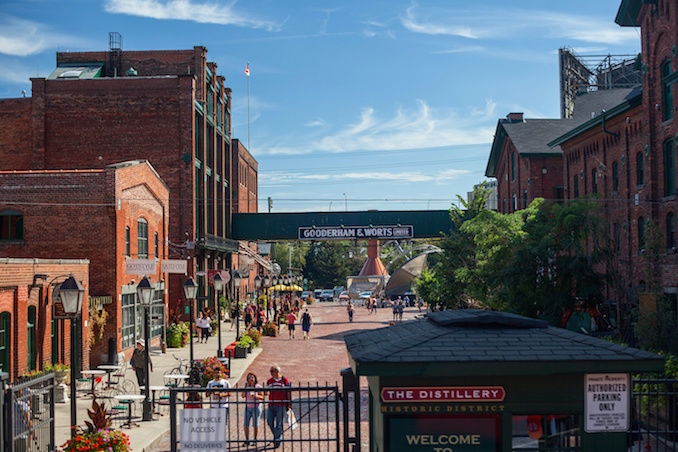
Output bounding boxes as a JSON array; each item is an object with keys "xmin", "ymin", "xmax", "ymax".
[{"xmin": 345, "ymin": 310, "xmax": 664, "ymax": 452}]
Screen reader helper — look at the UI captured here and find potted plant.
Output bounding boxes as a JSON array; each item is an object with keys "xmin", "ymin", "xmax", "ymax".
[
  {"xmin": 45, "ymin": 362, "xmax": 70, "ymax": 384},
  {"xmin": 262, "ymin": 321, "xmax": 278, "ymax": 337},
  {"xmin": 61, "ymin": 396, "xmax": 131, "ymax": 451},
  {"xmin": 235, "ymin": 335, "xmax": 252, "ymax": 358},
  {"xmin": 245, "ymin": 329, "xmax": 262, "ymax": 348}
]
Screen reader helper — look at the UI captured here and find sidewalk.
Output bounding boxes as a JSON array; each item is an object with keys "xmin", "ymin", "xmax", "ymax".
[{"xmin": 54, "ymin": 320, "xmax": 260, "ymax": 451}]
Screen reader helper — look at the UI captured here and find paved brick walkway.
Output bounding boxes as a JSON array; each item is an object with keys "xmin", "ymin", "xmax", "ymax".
[{"xmin": 153, "ymin": 299, "xmax": 423, "ymax": 451}]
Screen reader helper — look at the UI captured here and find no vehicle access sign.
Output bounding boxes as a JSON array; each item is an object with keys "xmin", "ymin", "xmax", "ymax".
[{"xmin": 584, "ymin": 373, "xmax": 630, "ymax": 433}]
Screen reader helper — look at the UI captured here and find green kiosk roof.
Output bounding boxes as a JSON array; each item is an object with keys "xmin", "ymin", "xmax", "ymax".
[{"xmin": 345, "ymin": 310, "xmax": 664, "ymax": 377}]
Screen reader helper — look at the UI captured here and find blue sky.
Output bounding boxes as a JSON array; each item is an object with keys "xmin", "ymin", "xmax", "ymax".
[{"xmin": 0, "ymin": 0, "xmax": 641, "ymax": 212}]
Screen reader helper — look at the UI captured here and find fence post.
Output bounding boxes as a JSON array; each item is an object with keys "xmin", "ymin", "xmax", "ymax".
[
  {"xmin": 341, "ymin": 367, "xmax": 360, "ymax": 452},
  {"xmin": 0, "ymin": 372, "xmax": 7, "ymax": 452}
]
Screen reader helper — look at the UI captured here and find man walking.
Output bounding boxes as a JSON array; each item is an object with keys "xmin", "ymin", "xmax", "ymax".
[
  {"xmin": 266, "ymin": 365, "xmax": 291, "ymax": 449},
  {"xmin": 301, "ymin": 308, "xmax": 313, "ymax": 339},
  {"xmin": 131, "ymin": 339, "xmax": 152, "ymax": 391}
]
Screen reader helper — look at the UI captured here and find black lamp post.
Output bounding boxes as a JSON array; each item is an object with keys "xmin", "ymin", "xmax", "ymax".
[
  {"xmin": 136, "ymin": 276, "xmax": 154, "ymax": 421},
  {"xmin": 263, "ymin": 275, "xmax": 271, "ymax": 319},
  {"xmin": 254, "ymin": 275, "xmax": 262, "ymax": 309},
  {"xmin": 183, "ymin": 277, "xmax": 198, "ymax": 366},
  {"xmin": 213, "ymin": 272, "xmax": 224, "ymax": 357},
  {"xmin": 232, "ymin": 270, "xmax": 242, "ymax": 339},
  {"xmin": 59, "ymin": 274, "xmax": 84, "ymax": 438}
]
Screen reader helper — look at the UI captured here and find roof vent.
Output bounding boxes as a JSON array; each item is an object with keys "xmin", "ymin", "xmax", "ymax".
[{"xmin": 126, "ymin": 67, "xmax": 138, "ymax": 76}]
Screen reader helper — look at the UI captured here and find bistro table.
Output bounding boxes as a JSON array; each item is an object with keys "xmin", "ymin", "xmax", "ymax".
[
  {"xmin": 80, "ymin": 370, "xmax": 106, "ymax": 396},
  {"xmin": 163, "ymin": 374, "xmax": 189, "ymax": 387},
  {"xmin": 140, "ymin": 385, "xmax": 167, "ymax": 416},
  {"xmin": 97, "ymin": 364, "xmax": 122, "ymax": 387},
  {"xmin": 113, "ymin": 394, "xmax": 146, "ymax": 428}
]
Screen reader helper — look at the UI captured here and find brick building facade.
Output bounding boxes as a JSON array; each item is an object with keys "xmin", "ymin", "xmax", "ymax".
[
  {"xmin": 0, "ymin": 161, "xmax": 168, "ymax": 367},
  {"xmin": 0, "ymin": 259, "xmax": 89, "ymax": 381},
  {"xmin": 0, "ymin": 42, "xmax": 264, "ymax": 365}
]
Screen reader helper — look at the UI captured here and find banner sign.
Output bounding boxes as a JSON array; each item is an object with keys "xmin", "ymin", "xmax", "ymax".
[
  {"xmin": 180, "ymin": 407, "xmax": 227, "ymax": 451},
  {"xmin": 585, "ymin": 373, "xmax": 630, "ymax": 432},
  {"xmin": 387, "ymin": 415, "xmax": 500, "ymax": 452},
  {"xmin": 298, "ymin": 225, "xmax": 413, "ymax": 241},
  {"xmin": 162, "ymin": 259, "xmax": 188, "ymax": 275},
  {"xmin": 381, "ymin": 387, "xmax": 505, "ymax": 403},
  {"xmin": 125, "ymin": 259, "xmax": 156, "ymax": 275}
]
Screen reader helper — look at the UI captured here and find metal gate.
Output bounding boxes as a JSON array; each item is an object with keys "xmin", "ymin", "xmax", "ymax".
[
  {"xmin": 169, "ymin": 383, "xmax": 341, "ymax": 451},
  {"xmin": 3, "ymin": 373, "xmax": 56, "ymax": 452}
]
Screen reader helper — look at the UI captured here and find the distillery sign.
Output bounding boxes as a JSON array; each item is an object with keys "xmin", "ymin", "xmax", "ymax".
[
  {"xmin": 298, "ymin": 225, "xmax": 413, "ymax": 240},
  {"xmin": 381, "ymin": 387, "xmax": 506, "ymax": 403}
]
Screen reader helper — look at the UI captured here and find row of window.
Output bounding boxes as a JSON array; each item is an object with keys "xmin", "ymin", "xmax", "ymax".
[
  {"xmin": 0, "ymin": 210, "xmax": 23, "ymax": 241},
  {"xmin": 125, "ymin": 219, "xmax": 159, "ymax": 258}
]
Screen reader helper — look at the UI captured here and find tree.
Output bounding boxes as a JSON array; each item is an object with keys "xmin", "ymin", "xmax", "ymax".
[{"xmin": 303, "ymin": 241, "xmax": 362, "ymax": 289}]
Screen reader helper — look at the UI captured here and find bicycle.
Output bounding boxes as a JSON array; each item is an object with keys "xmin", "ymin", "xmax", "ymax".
[{"xmin": 166, "ymin": 354, "xmax": 189, "ymax": 376}]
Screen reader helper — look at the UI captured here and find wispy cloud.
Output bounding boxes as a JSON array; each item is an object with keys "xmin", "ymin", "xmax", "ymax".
[
  {"xmin": 401, "ymin": 3, "xmax": 638, "ymax": 45},
  {"xmin": 260, "ymin": 167, "xmax": 471, "ymax": 187},
  {"xmin": 0, "ymin": 16, "xmax": 87, "ymax": 56},
  {"xmin": 264, "ymin": 100, "xmax": 495, "ymax": 156},
  {"xmin": 104, "ymin": 0, "xmax": 281, "ymax": 31}
]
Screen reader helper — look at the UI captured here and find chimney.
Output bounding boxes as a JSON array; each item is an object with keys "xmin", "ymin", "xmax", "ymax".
[{"xmin": 506, "ymin": 112, "xmax": 524, "ymax": 122}]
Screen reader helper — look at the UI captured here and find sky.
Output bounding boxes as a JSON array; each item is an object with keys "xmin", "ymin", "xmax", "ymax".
[{"xmin": 0, "ymin": 0, "xmax": 641, "ymax": 213}]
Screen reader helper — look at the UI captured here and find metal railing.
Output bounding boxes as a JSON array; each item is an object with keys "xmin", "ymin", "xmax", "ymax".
[
  {"xmin": 169, "ymin": 383, "xmax": 340, "ymax": 451},
  {"xmin": 629, "ymin": 375, "xmax": 678, "ymax": 451},
  {"xmin": 4, "ymin": 373, "xmax": 56, "ymax": 452}
]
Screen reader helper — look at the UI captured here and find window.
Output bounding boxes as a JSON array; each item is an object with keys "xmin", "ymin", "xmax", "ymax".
[
  {"xmin": 639, "ymin": 217, "xmax": 646, "ymax": 251},
  {"xmin": 0, "ymin": 210, "xmax": 23, "ymax": 241},
  {"xmin": 664, "ymin": 139, "xmax": 676, "ymax": 196},
  {"xmin": 137, "ymin": 219, "xmax": 148, "ymax": 259},
  {"xmin": 662, "ymin": 59, "xmax": 673, "ymax": 121},
  {"xmin": 154, "ymin": 232, "xmax": 159, "ymax": 258},
  {"xmin": 573, "ymin": 176, "xmax": 579, "ymax": 198},
  {"xmin": 523, "ymin": 190, "xmax": 528, "ymax": 209},
  {"xmin": 668, "ymin": 213, "xmax": 676, "ymax": 249},
  {"xmin": 511, "ymin": 153, "xmax": 516, "ymax": 181},
  {"xmin": 513, "ymin": 193, "xmax": 517, "ymax": 211},
  {"xmin": 637, "ymin": 152, "xmax": 644, "ymax": 186},
  {"xmin": 612, "ymin": 161, "xmax": 619, "ymax": 192},
  {"xmin": 591, "ymin": 169, "xmax": 598, "ymax": 194},
  {"xmin": 121, "ymin": 293, "xmax": 137, "ymax": 349},
  {"xmin": 614, "ymin": 222, "xmax": 621, "ymax": 252},
  {"xmin": 125, "ymin": 227, "xmax": 130, "ymax": 256}
]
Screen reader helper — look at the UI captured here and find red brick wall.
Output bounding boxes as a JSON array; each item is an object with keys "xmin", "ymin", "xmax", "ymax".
[
  {"xmin": 0, "ymin": 259, "xmax": 89, "ymax": 381},
  {"xmin": 0, "ymin": 98, "xmax": 32, "ymax": 169}
]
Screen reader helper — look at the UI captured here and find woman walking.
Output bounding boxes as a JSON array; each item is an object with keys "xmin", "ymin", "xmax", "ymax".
[{"xmin": 242, "ymin": 372, "xmax": 264, "ymax": 446}]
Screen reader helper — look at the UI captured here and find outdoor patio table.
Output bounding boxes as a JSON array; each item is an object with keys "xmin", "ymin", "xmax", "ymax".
[
  {"xmin": 114, "ymin": 394, "xmax": 146, "ymax": 428},
  {"xmin": 140, "ymin": 385, "xmax": 166, "ymax": 415},
  {"xmin": 97, "ymin": 364, "xmax": 122, "ymax": 387},
  {"xmin": 80, "ymin": 369, "xmax": 106, "ymax": 396}
]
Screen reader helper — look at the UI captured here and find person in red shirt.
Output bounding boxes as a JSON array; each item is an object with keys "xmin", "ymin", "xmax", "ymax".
[
  {"xmin": 286, "ymin": 311, "xmax": 297, "ymax": 339},
  {"xmin": 266, "ymin": 365, "xmax": 290, "ymax": 449}
]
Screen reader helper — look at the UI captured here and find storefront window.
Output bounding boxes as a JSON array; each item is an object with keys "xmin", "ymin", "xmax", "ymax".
[{"xmin": 512, "ymin": 414, "xmax": 580, "ymax": 451}]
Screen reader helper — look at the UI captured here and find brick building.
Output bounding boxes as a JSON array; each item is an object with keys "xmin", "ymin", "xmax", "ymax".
[
  {"xmin": 0, "ymin": 39, "xmax": 268, "ymax": 364},
  {"xmin": 0, "ymin": 161, "xmax": 168, "ymax": 367},
  {"xmin": 486, "ymin": 0, "xmax": 678, "ymax": 309},
  {"xmin": 0, "ymin": 259, "xmax": 89, "ymax": 381}
]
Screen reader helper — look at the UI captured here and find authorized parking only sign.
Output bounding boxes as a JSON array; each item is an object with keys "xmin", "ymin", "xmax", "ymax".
[{"xmin": 584, "ymin": 373, "xmax": 630, "ymax": 433}]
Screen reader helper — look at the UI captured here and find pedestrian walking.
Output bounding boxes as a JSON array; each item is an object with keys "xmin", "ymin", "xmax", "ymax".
[
  {"xmin": 392, "ymin": 298, "xmax": 399, "ymax": 322},
  {"xmin": 242, "ymin": 372, "xmax": 264, "ymax": 446},
  {"xmin": 286, "ymin": 310, "xmax": 297, "ymax": 339},
  {"xmin": 201, "ymin": 310, "xmax": 211, "ymax": 343},
  {"xmin": 131, "ymin": 339, "xmax": 152, "ymax": 390},
  {"xmin": 347, "ymin": 301, "xmax": 354, "ymax": 322},
  {"xmin": 266, "ymin": 365, "xmax": 291, "ymax": 449},
  {"xmin": 301, "ymin": 308, "xmax": 313, "ymax": 339},
  {"xmin": 196, "ymin": 311, "xmax": 205, "ymax": 342},
  {"xmin": 397, "ymin": 300, "xmax": 404, "ymax": 322},
  {"xmin": 230, "ymin": 304, "xmax": 238, "ymax": 330}
]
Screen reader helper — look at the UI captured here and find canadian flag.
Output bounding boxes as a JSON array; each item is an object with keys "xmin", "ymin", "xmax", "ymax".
[{"xmin": 244, "ymin": 64, "xmax": 250, "ymax": 77}]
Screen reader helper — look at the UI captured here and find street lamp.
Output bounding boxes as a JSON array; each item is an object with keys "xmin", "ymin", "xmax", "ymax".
[
  {"xmin": 183, "ymin": 277, "xmax": 198, "ymax": 366},
  {"xmin": 59, "ymin": 274, "xmax": 84, "ymax": 438},
  {"xmin": 254, "ymin": 275, "xmax": 262, "ymax": 314},
  {"xmin": 136, "ymin": 276, "xmax": 154, "ymax": 421},
  {"xmin": 263, "ymin": 274, "xmax": 271, "ymax": 318},
  {"xmin": 213, "ymin": 272, "xmax": 224, "ymax": 357},
  {"xmin": 232, "ymin": 270, "xmax": 242, "ymax": 339}
]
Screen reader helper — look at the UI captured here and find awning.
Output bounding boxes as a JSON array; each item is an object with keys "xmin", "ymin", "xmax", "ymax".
[{"xmin": 267, "ymin": 284, "xmax": 303, "ymax": 292}]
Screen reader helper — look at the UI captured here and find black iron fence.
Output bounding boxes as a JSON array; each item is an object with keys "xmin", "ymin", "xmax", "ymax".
[
  {"xmin": 169, "ymin": 383, "xmax": 340, "ymax": 451},
  {"xmin": 3, "ymin": 373, "xmax": 56, "ymax": 452},
  {"xmin": 629, "ymin": 375, "xmax": 678, "ymax": 451}
]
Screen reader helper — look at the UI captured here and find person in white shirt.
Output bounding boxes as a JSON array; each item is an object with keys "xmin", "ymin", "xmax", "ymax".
[{"xmin": 206, "ymin": 367, "xmax": 231, "ymax": 411}]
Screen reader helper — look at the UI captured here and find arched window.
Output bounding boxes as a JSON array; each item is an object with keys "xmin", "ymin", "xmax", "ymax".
[
  {"xmin": 637, "ymin": 152, "xmax": 644, "ymax": 186},
  {"xmin": 523, "ymin": 190, "xmax": 528, "ymax": 208},
  {"xmin": 668, "ymin": 213, "xmax": 676, "ymax": 250},
  {"xmin": 591, "ymin": 169, "xmax": 598, "ymax": 194},
  {"xmin": 154, "ymin": 232, "xmax": 159, "ymax": 258},
  {"xmin": 664, "ymin": 139, "xmax": 676, "ymax": 196},
  {"xmin": 638, "ymin": 217, "xmax": 646, "ymax": 251},
  {"xmin": 0, "ymin": 210, "xmax": 23, "ymax": 241},
  {"xmin": 573, "ymin": 176, "xmax": 579, "ymax": 198},
  {"xmin": 512, "ymin": 193, "xmax": 517, "ymax": 211},
  {"xmin": 662, "ymin": 59, "xmax": 673, "ymax": 121},
  {"xmin": 612, "ymin": 161, "xmax": 619, "ymax": 193},
  {"xmin": 137, "ymin": 219, "xmax": 148, "ymax": 259}
]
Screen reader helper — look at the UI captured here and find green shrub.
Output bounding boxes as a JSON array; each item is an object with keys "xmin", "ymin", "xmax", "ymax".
[
  {"xmin": 246, "ymin": 329, "xmax": 262, "ymax": 347},
  {"xmin": 167, "ymin": 322, "xmax": 188, "ymax": 348},
  {"xmin": 237, "ymin": 335, "xmax": 253, "ymax": 349}
]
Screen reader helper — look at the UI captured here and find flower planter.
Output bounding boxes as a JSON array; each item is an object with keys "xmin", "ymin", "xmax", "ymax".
[{"xmin": 234, "ymin": 346, "xmax": 248, "ymax": 359}]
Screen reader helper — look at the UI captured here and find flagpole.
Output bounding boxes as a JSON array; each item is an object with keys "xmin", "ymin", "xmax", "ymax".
[{"xmin": 247, "ymin": 62, "xmax": 251, "ymax": 151}]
